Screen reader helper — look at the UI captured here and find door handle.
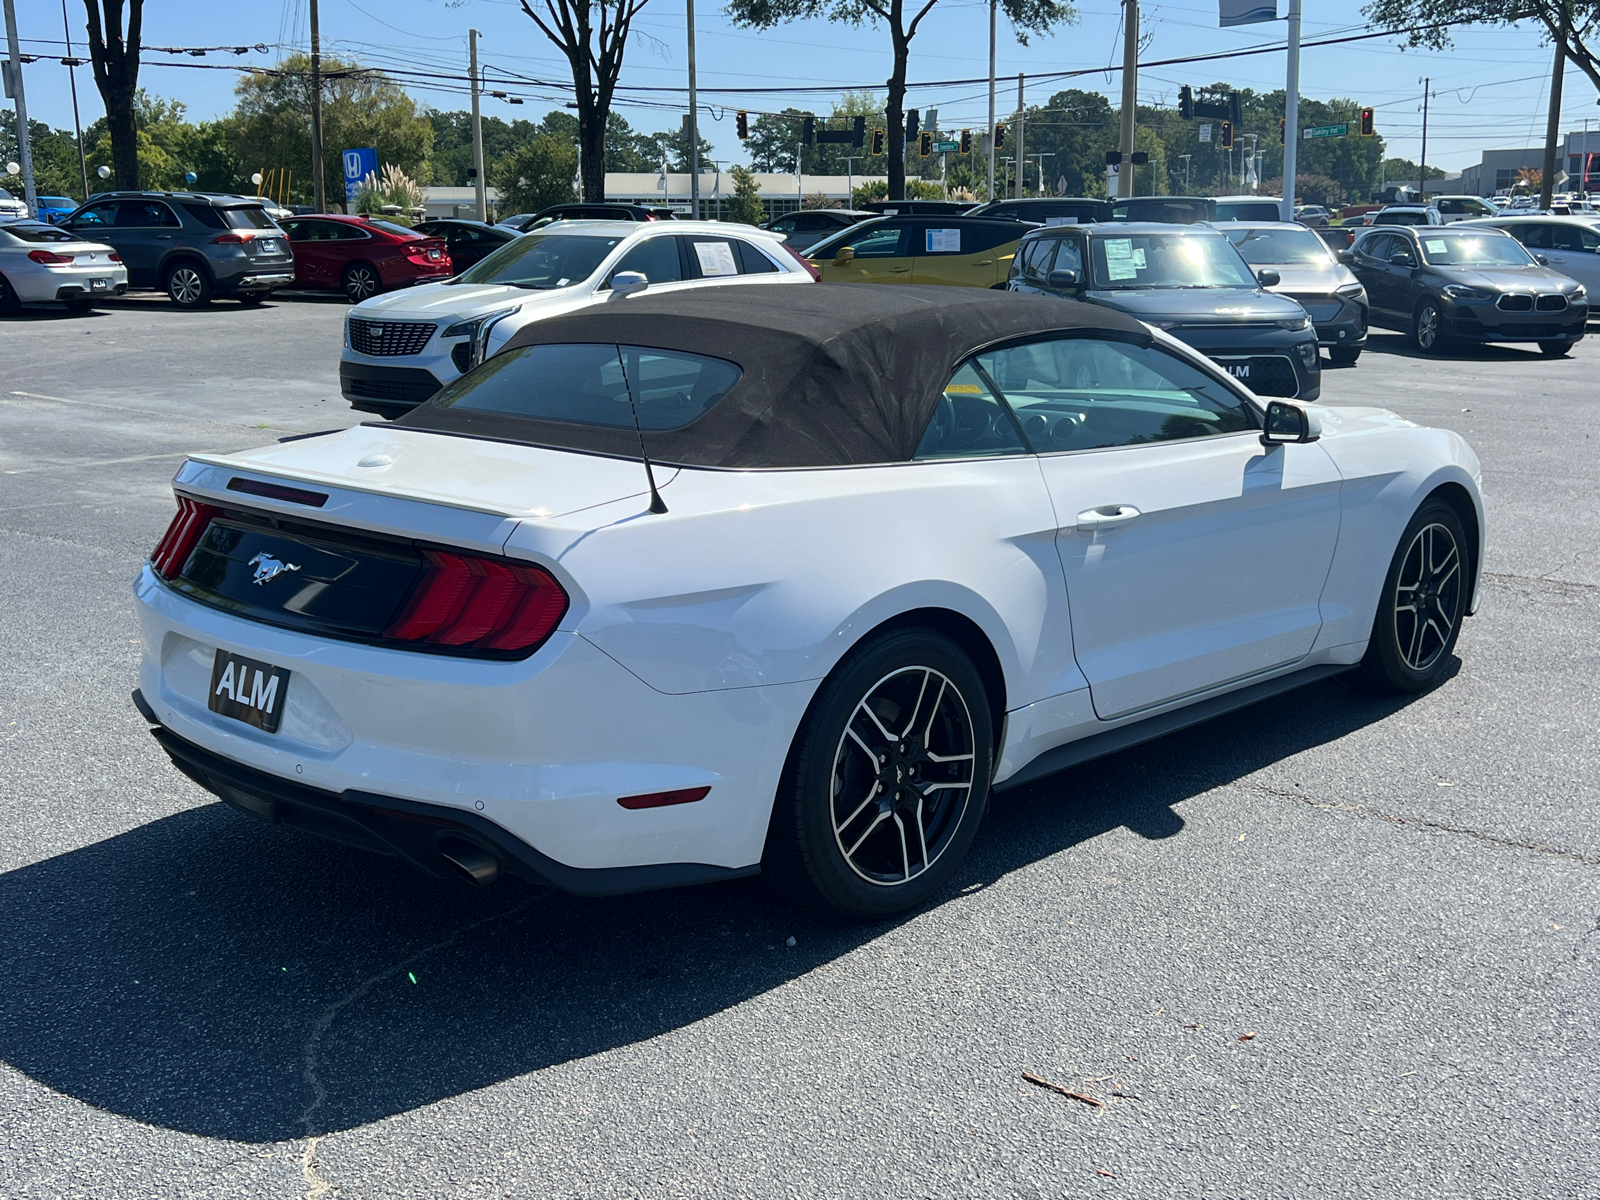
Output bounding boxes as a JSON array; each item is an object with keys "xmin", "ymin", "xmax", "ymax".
[
  {"xmin": 157, "ymin": 234, "xmax": 173, "ymax": 239},
  {"xmin": 974, "ymin": 259, "xmax": 994, "ymax": 265},
  {"xmin": 1076, "ymin": 504, "xmax": 1141, "ymax": 533},
  {"xmin": 890, "ymin": 266, "xmax": 910, "ymax": 273}
]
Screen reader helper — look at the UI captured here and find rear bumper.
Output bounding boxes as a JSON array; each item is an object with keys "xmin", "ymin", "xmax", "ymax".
[
  {"xmin": 339, "ymin": 361, "xmax": 446, "ymax": 417},
  {"xmin": 228, "ymin": 269, "xmax": 297, "ymax": 293}
]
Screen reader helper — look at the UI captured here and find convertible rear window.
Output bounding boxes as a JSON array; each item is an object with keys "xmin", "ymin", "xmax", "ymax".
[{"xmin": 432, "ymin": 343, "xmax": 743, "ymax": 431}]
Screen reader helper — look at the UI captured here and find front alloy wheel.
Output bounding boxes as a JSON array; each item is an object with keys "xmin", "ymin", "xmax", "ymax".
[
  {"xmin": 1360, "ymin": 500, "xmax": 1468, "ymax": 692},
  {"xmin": 764, "ymin": 628, "xmax": 993, "ymax": 919},
  {"xmin": 1413, "ymin": 298, "xmax": 1446, "ymax": 353}
]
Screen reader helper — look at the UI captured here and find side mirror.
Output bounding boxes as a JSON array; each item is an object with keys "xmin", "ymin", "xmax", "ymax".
[
  {"xmin": 609, "ymin": 270, "xmax": 649, "ymax": 297},
  {"xmin": 1256, "ymin": 268, "xmax": 1281, "ymax": 287},
  {"xmin": 1336, "ymin": 248, "xmax": 1354, "ymax": 265},
  {"xmin": 1388, "ymin": 252, "xmax": 1414, "ymax": 267},
  {"xmin": 1535, "ymin": 253, "xmax": 1550, "ymax": 266},
  {"xmin": 834, "ymin": 245, "xmax": 856, "ymax": 264},
  {"xmin": 1046, "ymin": 267, "xmax": 1080, "ymax": 289},
  {"xmin": 1260, "ymin": 399, "xmax": 1322, "ymax": 447}
]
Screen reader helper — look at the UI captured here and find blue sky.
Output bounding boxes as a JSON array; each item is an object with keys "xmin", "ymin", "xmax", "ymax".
[{"xmin": 11, "ymin": 0, "xmax": 1598, "ymax": 174}]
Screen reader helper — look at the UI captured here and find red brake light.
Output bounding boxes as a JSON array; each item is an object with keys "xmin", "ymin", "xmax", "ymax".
[
  {"xmin": 385, "ymin": 550, "xmax": 568, "ymax": 654},
  {"xmin": 108, "ymin": 252, "xmax": 123, "ymax": 262},
  {"xmin": 210, "ymin": 232, "xmax": 253, "ymax": 245},
  {"xmin": 782, "ymin": 243, "xmax": 823, "ymax": 282},
  {"xmin": 150, "ymin": 497, "xmax": 219, "ymax": 579},
  {"xmin": 27, "ymin": 249, "xmax": 72, "ymax": 265}
]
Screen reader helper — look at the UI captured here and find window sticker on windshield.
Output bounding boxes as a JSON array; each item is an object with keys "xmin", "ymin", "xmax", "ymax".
[
  {"xmin": 1131, "ymin": 248, "xmax": 1147, "ymax": 269},
  {"xmin": 926, "ymin": 228, "xmax": 962, "ymax": 253},
  {"xmin": 944, "ymin": 383, "xmax": 984, "ymax": 393},
  {"xmin": 1424, "ymin": 238, "xmax": 1448, "ymax": 255},
  {"xmin": 1045, "ymin": 216, "xmax": 1078, "ymax": 226},
  {"xmin": 694, "ymin": 241, "xmax": 738, "ymax": 276},
  {"xmin": 1104, "ymin": 237, "xmax": 1139, "ymax": 280}
]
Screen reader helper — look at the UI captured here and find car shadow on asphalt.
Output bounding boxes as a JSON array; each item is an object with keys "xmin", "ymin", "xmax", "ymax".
[
  {"xmin": 1361, "ymin": 330, "xmax": 1550, "ymax": 362},
  {"xmin": 0, "ymin": 668, "xmax": 1440, "ymax": 1143}
]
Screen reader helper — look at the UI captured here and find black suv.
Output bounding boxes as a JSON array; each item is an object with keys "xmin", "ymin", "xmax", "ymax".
[
  {"xmin": 59, "ymin": 192, "xmax": 294, "ymax": 307},
  {"xmin": 1008, "ymin": 222, "xmax": 1321, "ymax": 399},
  {"xmin": 500, "ymin": 203, "xmax": 679, "ymax": 232},
  {"xmin": 965, "ymin": 197, "xmax": 1112, "ymax": 225}
]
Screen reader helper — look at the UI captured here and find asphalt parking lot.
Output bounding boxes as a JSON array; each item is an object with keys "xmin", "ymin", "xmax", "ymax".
[{"xmin": 2, "ymin": 293, "xmax": 1597, "ymax": 1199}]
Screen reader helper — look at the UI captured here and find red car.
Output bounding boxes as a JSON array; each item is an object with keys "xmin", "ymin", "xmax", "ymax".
[{"xmin": 277, "ymin": 214, "xmax": 452, "ymax": 302}]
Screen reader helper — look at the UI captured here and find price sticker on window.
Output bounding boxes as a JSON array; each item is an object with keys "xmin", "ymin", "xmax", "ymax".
[
  {"xmin": 926, "ymin": 228, "xmax": 962, "ymax": 253},
  {"xmin": 694, "ymin": 241, "xmax": 738, "ymax": 276}
]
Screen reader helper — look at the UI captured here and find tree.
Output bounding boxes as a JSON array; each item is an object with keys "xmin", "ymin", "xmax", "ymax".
[
  {"xmin": 81, "ymin": 0, "xmax": 144, "ymax": 190},
  {"xmin": 518, "ymin": 0, "xmax": 649, "ymax": 201},
  {"xmin": 1364, "ymin": 0, "xmax": 1600, "ymax": 98},
  {"xmin": 230, "ymin": 56, "xmax": 433, "ymax": 207},
  {"xmin": 725, "ymin": 164, "xmax": 766, "ymax": 223},
  {"xmin": 492, "ymin": 132, "xmax": 580, "ymax": 213},
  {"xmin": 727, "ymin": 0, "xmax": 1074, "ymax": 199},
  {"xmin": 0, "ymin": 113, "xmax": 85, "ymax": 199}
]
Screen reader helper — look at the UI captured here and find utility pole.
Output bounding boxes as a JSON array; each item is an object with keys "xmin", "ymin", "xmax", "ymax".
[
  {"xmin": 1539, "ymin": 13, "xmax": 1564, "ymax": 211},
  {"xmin": 796, "ymin": 138, "xmax": 802, "ymax": 206},
  {"xmin": 1015, "ymin": 73, "xmax": 1025, "ymax": 199},
  {"xmin": 1179, "ymin": 153, "xmax": 1191, "ymax": 190},
  {"xmin": 986, "ymin": 0, "xmax": 997, "ymax": 200},
  {"xmin": 1117, "ymin": 0, "xmax": 1138, "ymax": 199},
  {"xmin": 310, "ymin": 0, "xmax": 326, "ymax": 212},
  {"xmin": 1029, "ymin": 152, "xmax": 1053, "ymax": 194},
  {"xmin": 470, "ymin": 30, "xmax": 486, "ymax": 220},
  {"xmin": 687, "ymin": 0, "xmax": 700, "ymax": 218},
  {"xmin": 1280, "ymin": 0, "xmax": 1300, "ymax": 219},
  {"xmin": 61, "ymin": 0, "xmax": 87, "ymax": 200},
  {"xmin": 3, "ymin": 0, "xmax": 36, "ymax": 214},
  {"xmin": 842, "ymin": 154, "xmax": 860, "ymax": 203},
  {"xmin": 1418, "ymin": 76, "xmax": 1430, "ymax": 202}
]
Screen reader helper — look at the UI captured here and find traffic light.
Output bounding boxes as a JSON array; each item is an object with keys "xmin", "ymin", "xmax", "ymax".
[
  {"xmin": 960, "ymin": 128, "xmax": 972, "ymax": 154},
  {"xmin": 872, "ymin": 128, "xmax": 886, "ymax": 155},
  {"xmin": 905, "ymin": 109, "xmax": 920, "ymax": 140},
  {"xmin": 1179, "ymin": 85, "xmax": 1193, "ymax": 120},
  {"xmin": 801, "ymin": 115, "xmax": 814, "ymax": 145},
  {"xmin": 1359, "ymin": 107, "xmax": 1375, "ymax": 136},
  {"xmin": 736, "ymin": 110, "xmax": 749, "ymax": 139},
  {"xmin": 995, "ymin": 124, "xmax": 1005, "ymax": 150},
  {"xmin": 852, "ymin": 115, "xmax": 866, "ymax": 147},
  {"xmin": 1219, "ymin": 121, "xmax": 1234, "ymax": 150},
  {"xmin": 919, "ymin": 131, "xmax": 932, "ymax": 156}
]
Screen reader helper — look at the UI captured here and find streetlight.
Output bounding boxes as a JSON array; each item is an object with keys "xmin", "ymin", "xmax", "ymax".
[{"xmin": 1178, "ymin": 153, "xmax": 1192, "ymax": 190}]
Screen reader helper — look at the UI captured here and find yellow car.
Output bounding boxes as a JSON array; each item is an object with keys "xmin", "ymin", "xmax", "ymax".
[{"xmin": 807, "ymin": 216, "xmax": 1027, "ymax": 288}]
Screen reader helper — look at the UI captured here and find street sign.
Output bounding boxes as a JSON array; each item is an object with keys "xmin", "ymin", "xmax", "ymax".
[
  {"xmin": 934, "ymin": 140, "xmax": 959, "ymax": 153},
  {"xmin": 342, "ymin": 148, "xmax": 378, "ymax": 205},
  {"xmin": 1199, "ymin": 123, "xmax": 1212, "ymax": 143},
  {"xmin": 1302, "ymin": 123, "xmax": 1348, "ymax": 140}
]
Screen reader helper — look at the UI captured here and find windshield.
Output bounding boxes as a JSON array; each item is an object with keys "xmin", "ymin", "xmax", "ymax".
[
  {"xmin": 1419, "ymin": 233, "xmax": 1535, "ymax": 267},
  {"xmin": 1088, "ymin": 233, "xmax": 1257, "ymax": 289},
  {"xmin": 1216, "ymin": 202, "xmax": 1282, "ymax": 222},
  {"xmin": 1224, "ymin": 227, "xmax": 1333, "ymax": 265},
  {"xmin": 432, "ymin": 342, "xmax": 742, "ymax": 429},
  {"xmin": 222, "ymin": 205, "xmax": 278, "ymax": 230},
  {"xmin": 454, "ymin": 231, "xmax": 624, "ymax": 288},
  {"xmin": 0, "ymin": 221, "xmax": 82, "ymax": 243}
]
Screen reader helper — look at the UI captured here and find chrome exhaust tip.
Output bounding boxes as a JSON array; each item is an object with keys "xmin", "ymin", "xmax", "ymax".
[{"xmin": 438, "ymin": 837, "xmax": 500, "ymax": 887}]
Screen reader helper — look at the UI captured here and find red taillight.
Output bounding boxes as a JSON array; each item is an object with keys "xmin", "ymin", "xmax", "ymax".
[
  {"xmin": 27, "ymin": 249, "xmax": 73, "ymax": 265},
  {"xmin": 109, "ymin": 252, "xmax": 123, "ymax": 262},
  {"xmin": 385, "ymin": 550, "xmax": 568, "ymax": 654},
  {"xmin": 617, "ymin": 786, "xmax": 711, "ymax": 810},
  {"xmin": 150, "ymin": 497, "xmax": 219, "ymax": 579},
  {"xmin": 210, "ymin": 232, "xmax": 253, "ymax": 245},
  {"xmin": 782, "ymin": 243, "xmax": 823, "ymax": 282}
]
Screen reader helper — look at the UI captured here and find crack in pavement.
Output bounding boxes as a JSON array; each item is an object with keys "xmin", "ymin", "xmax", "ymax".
[
  {"xmin": 1246, "ymin": 781, "xmax": 1600, "ymax": 867},
  {"xmin": 295, "ymin": 895, "xmax": 538, "ymax": 1198},
  {"xmin": 1481, "ymin": 571, "xmax": 1599, "ymax": 594}
]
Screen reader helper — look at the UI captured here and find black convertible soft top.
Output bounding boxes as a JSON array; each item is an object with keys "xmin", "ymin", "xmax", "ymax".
[{"xmin": 396, "ymin": 283, "xmax": 1150, "ymax": 469}]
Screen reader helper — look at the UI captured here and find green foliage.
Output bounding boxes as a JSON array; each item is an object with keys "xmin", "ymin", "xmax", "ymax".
[
  {"xmin": 724, "ymin": 164, "xmax": 767, "ymax": 224},
  {"xmin": 491, "ymin": 133, "xmax": 580, "ymax": 214},
  {"xmin": 0, "ymin": 112, "xmax": 87, "ymax": 199},
  {"xmin": 850, "ymin": 178, "xmax": 944, "ymax": 204},
  {"xmin": 353, "ymin": 164, "xmax": 424, "ymax": 222}
]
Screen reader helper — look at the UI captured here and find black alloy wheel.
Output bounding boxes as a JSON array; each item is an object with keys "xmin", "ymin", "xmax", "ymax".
[
  {"xmin": 1360, "ymin": 499, "xmax": 1469, "ymax": 693},
  {"xmin": 764, "ymin": 627, "xmax": 993, "ymax": 920},
  {"xmin": 342, "ymin": 263, "xmax": 380, "ymax": 303},
  {"xmin": 1412, "ymin": 297, "xmax": 1447, "ymax": 353},
  {"xmin": 165, "ymin": 262, "xmax": 212, "ymax": 309},
  {"xmin": 1538, "ymin": 340, "xmax": 1571, "ymax": 357}
]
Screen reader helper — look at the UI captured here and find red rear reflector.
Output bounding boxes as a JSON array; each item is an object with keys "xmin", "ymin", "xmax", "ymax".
[
  {"xmin": 150, "ymin": 497, "xmax": 219, "ymax": 579},
  {"xmin": 782, "ymin": 243, "xmax": 822, "ymax": 282},
  {"xmin": 617, "ymin": 786, "xmax": 711, "ymax": 810},
  {"xmin": 384, "ymin": 550, "xmax": 568, "ymax": 654},
  {"xmin": 27, "ymin": 249, "xmax": 72, "ymax": 265},
  {"xmin": 227, "ymin": 477, "xmax": 329, "ymax": 507}
]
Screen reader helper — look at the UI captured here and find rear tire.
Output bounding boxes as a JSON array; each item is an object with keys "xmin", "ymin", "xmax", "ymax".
[
  {"xmin": 165, "ymin": 262, "xmax": 212, "ymax": 308},
  {"xmin": 1329, "ymin": 345, "xmax": 1361, "ymax": 365},
  {"xmin": 1538, "ymin": 340, "xmax": 1571, "ymax": 357},
  {"xmin": 342, "ymin": 262, "xmax": 381, "ymax": 303},
  {"xmin": 1358, "ymin": 500, "xmax": 1469, "ymax": 694},
  {"xmin": 762, "ymin": 627, "xmax": 993, "ymax": 920},
  {"xmin": 0, "ymin": 272, "xmax": 20, "ymax": 317}
]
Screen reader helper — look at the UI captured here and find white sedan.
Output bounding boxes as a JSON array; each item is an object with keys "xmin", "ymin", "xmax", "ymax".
[
  {"xmin": 132, "ymin": 285, "xmax": 1483, "ymax": 919},
  {"xmin": 338, "ymin": 219, "xmax": 814, "ymax": 418},
  {"xmin": 0, "ymin": 220, "xmax": 127, "ymax": 313}
]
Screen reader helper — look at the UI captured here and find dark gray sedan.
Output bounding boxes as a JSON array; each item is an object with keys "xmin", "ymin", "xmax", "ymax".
[
  {"xmin": 1345, "ymin": 225, "xmax": 1588, "ymax": 355},
  {"xmin": 1224, "ymin": 222, "xmax": 1368, "ymax": 364}
]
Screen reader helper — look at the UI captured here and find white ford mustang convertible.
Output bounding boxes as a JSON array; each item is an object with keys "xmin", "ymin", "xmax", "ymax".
[{"xmin": 133, "ymin": 286, "xmax": 1483, "ymax": 918}]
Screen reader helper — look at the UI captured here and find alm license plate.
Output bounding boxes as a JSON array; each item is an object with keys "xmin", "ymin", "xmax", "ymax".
[
  {"xmin": 89, "ymin": 277, "xmax": 110, "ymax": 290},
  {"xmin": 208, "ymin": 649, "xmax": 291, "ymax": 734}
]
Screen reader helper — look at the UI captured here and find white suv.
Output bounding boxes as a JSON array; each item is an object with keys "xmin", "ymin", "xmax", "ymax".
[{"xmin": 339, "ymin": 220, "xmax": 814, "ymax": 417}]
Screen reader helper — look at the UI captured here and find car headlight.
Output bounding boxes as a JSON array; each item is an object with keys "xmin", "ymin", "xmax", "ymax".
[
  {"xmin": 1441, "ymin": 284, "xmax": 1493, "ymax": 302},
  {"xmin": 1573, "ymin": 285, "xmax": 1587, "ymax": 301},
  {"xmin": 1277, "ymin": 315, "xmax": 1311, "ymax": 331},
  {"xmin": 1335, "ymin": 282, "xmax": 1365, "ymax": 298},
  {"xmin": 442, "ymin": 306, "xmax": 521, "ymax": 340}
]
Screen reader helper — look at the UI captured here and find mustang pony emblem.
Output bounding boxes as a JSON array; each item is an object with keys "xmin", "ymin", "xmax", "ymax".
[{"xmin": 248, "ymin": 553, "xmax": 302, "ymax": 586}]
